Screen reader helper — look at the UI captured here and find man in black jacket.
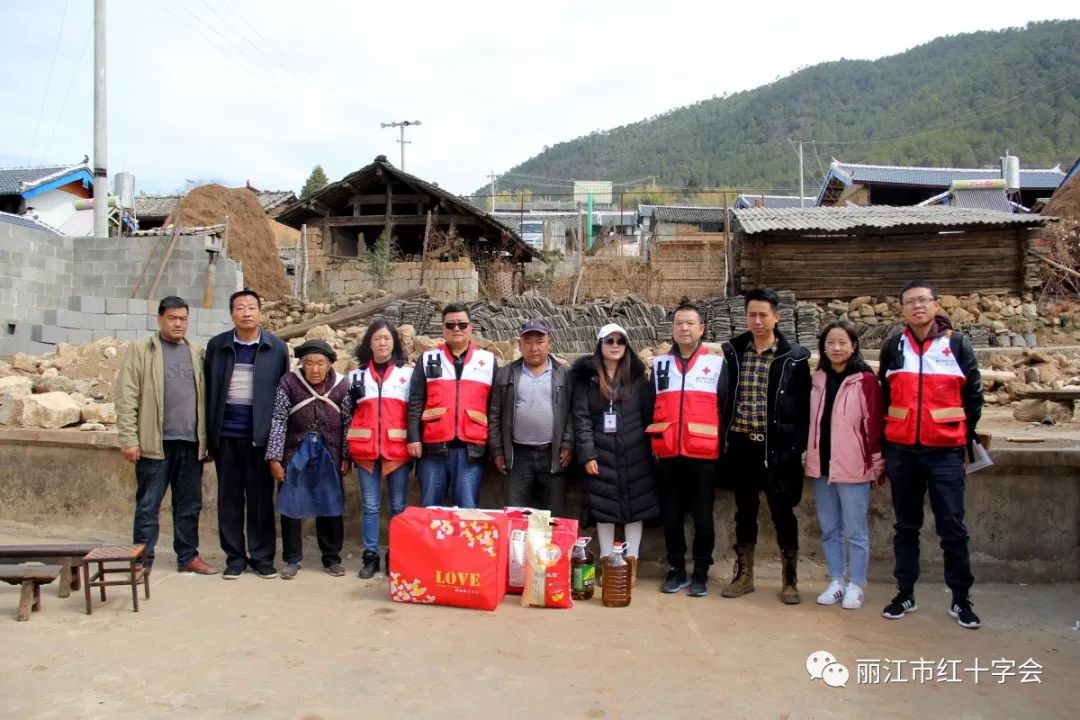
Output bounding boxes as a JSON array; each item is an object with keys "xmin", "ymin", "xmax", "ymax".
[
  {"xmin": 878, "ymin": 280, "xmax": 983, "ymax": 629},
  {"xmin": 488, "ymin": 318, "xmax": 574, "ymax": 516},
  {"xmin": 204, "ymin": 290, "xmax": 291, "ymax": 580},
  {"xmin": 719, "ymin": 288, "xmax": 811, "ymax": 604}
]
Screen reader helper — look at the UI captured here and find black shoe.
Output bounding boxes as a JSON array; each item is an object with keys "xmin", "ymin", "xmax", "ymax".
[
  {"xmin": 222, "ymin": 565, "xmax": 244, "ymax": 580},
  {"xmin": 881, "ymin": 592, "xmax": 918, "ymax": 619},
  {"xmin": 950, "ymin": 599, "xmax": 981, "ymax": 629},
  {"xmin": 661, "ymin": 567, "xmax": 690, "ymax": 593},
  {"xmin": 325, "ymin": 563, "xmax": 345, "ymax": 577},
  {"xmin": 358, "ymin": 551, "xmax": 380, "ymax": 579},
  {"xmin": 688, "ymin": 567, "xmax": 709, "ymax": 597},
  {"xmin": 254, "ymin": 566, "xmax": 279, "ymax": 580}
]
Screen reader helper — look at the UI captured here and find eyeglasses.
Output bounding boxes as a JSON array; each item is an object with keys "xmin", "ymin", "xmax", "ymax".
[
  {"xmin": 901, "ymin": 296, "xmax": 937, "ymax": 307},
  {"xmin": 443, "ymin": 322, "xmax": 470, "ymax": 330},
  {"xmin": 602, "ymin": 336, "xmax": 627, "ymax": 346}
]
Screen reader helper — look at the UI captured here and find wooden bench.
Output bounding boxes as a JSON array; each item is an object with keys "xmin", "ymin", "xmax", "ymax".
[
  {"xmin": 0, "ymin": 564, "xmax": 62, "ymax": 621},
  {"xmin": 0, "ymin": 544, "xmax": 102, "ymax": 598},
  {"xmin": 82, "ymin": 545, "xmax": 149, "ymax": 615}
]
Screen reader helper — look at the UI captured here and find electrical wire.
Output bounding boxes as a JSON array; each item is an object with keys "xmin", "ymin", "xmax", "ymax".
[
  {"xmin": 28, "ymin": 0, "xmax": 70, "ymax": 163},
  {"xmin": 40, "ymin": 24, "xmax": 91, "ymax": 162}
]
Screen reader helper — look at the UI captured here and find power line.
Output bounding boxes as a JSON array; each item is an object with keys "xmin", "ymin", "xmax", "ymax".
[
  {"xmin": 28, "ymin": 0, "xmax": 70, "ymax": 163},
  {"xmin": 40, "ymin": 25, "xmax": 91, "ymax": 162}
]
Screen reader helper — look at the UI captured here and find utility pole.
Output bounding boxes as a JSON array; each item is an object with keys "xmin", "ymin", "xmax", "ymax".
[
  {"xmin": 93, "ymin": 0, "xmax": 108, "ymax": 237},
  {"xmin": 487, "ymin": 172, "xmax": 498, "ymax": 212},
  {"xmin": 380, "ymin": 120, "xmax": 421, "ymax": 171},
  {"xmin": 798, "ymin": 141, "xmax": 805, "ymax": 207}
]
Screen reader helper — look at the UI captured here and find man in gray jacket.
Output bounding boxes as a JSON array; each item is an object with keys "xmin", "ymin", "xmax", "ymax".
[
  {"xmin": 488, "ymin": 318, "xmax": 574, "ymax": 516},
  {"xmin": 115, "ymin": 296, "xmax": 216, "ymax": 575}
]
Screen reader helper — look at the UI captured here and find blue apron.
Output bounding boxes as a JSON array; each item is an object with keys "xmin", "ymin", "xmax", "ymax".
[{"xmin": 276, "ymin": 432, "xmax": 344, "ymax": 519}]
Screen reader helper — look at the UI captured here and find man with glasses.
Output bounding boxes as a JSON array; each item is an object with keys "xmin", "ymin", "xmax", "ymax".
[
  {"xmin": 719, "ymin": 288, "xmax": 811, "ymax": 604},
  {"xmin": 407, "ymin": 303, "xmax": 496, "ymax": 508},
  {"xmin": 879, "ymin": 280, "xmax": 983, "ymax": 629},
  {"xmin": 650, "ymin": 303, "xmax": 729, "ymax": 597}
]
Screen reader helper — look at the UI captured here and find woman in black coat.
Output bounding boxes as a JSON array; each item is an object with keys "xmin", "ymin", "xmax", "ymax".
[{"xmin": 572, "ymin": 323, "xmax": 659, "ymax": 582}]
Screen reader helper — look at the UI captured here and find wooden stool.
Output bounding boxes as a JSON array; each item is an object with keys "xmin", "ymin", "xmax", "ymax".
[
  {"xmin": 0, "ymin": 543, "xmax": 102, "ymax": 598},
  {"xmin": 0, "ymin": 564, "xmax": 62, "ymax": 621},
  {"xmin": 82, "ymin": 545, "xmax": 150, "ymax": 615}
]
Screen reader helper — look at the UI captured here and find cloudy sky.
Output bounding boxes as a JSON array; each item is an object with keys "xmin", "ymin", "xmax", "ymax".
[{"xmin": 0, "ymin": 0, "xmax": 1074, "ymax": 199}]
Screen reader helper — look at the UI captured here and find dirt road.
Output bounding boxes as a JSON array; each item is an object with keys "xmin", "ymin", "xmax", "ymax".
[{"xmin": 1, "ymin": 521, "xmax": 1076, "ymax": 720}]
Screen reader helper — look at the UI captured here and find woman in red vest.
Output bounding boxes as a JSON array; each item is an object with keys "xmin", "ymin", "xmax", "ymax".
[{"xmin": 342, "ymin": 321, "xmax": 414, "ymax": 579}]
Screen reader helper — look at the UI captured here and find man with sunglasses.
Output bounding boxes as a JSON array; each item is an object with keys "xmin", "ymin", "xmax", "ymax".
[
  {"xmin": 407, "ymin": 304, "xmax": 496, "ymax": 507},
  {"xmin": 879, "ymin": 280, "xmax": 983, "ymax": 629}
]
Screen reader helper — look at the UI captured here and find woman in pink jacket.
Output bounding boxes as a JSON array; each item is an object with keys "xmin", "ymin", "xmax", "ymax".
[{"xmin": 805, "ymin": 321, "xmax": 884, "ymax": 610}]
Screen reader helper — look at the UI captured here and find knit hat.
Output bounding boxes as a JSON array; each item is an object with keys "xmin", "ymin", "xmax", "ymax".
[{"xmin": 294, "ymin": 339, "xmax": 337, "ymax": 362}]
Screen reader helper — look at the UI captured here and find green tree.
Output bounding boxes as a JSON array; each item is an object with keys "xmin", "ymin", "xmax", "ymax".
[
  {"xmin": 361, "ymin": 227, "xmax": 401, "ymax": 290},
  {"xmin": 301, "ymin": 165, "xmax": 329, "ymax": 199}
]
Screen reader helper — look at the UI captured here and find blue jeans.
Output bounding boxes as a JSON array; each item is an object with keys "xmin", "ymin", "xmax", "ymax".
[
  {"xmin": 417, "ymin": 448, "xmax": 483, "ymax": 508},
  {"xmin": 814, "ymin": 477, "xmax": 871, "ymax": 586},
  {"xmin": 133, "ymin": 440, "xmax": 203, "ymax": 568},
  {"xmin": 885, "ymin": 446, "xmax": 972, "ymax": 599},
  {"xmin": 357, "ymin": 460, "xmax": 412, "ymax": 554}
]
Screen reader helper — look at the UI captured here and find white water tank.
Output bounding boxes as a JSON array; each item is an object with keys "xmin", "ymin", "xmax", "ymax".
[
  {"xmin": 114, "ymin": 172, "xmax": 136, "ymax": 209},
  {"xmin": 1000, "ymin": 153, "xmax": 1020, "ymax": 192}
]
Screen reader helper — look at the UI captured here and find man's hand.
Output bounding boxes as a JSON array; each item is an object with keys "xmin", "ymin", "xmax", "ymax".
[
  {"xmin": 269, "ymin": 460, "xmax": 285, "ymax": 483},
  {"xmin": 121, "ymin": 446, "xmax": 140, "ymax": 464},
  {"xmin": 493, "ymin": 455, "xmax": 507, "ymax": 475},
  {"xmin": 340, "ymin": 459, "xmax": 352, "ymax": 477},
  {"xmin": 559, "ymin": 448, "xmax": 572, "ymax": 468},
  {"xmin": 584, "ymin": 459, "xmax": 599, "ymax": 476},
  {"xmin": 407, "ymin": 442, "xmax": 423, "ymax": 459},
  {"xmin": 874, "ymin": 473, "xmax": 888, "ymax": 489}
]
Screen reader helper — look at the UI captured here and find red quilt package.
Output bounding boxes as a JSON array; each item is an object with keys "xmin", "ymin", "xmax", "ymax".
[{"xmin": 388, "ymin": 506, "xmax": 508, "ymax": 611}]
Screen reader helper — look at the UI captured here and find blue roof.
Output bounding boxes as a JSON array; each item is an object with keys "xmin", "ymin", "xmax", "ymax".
[
  {"xmin": 0, "ymin": 210, "xmax": 63, "ymax": 236},
  {"xmin": 0, "ymin": 162, "xmax": 93, "ymax": 198}
]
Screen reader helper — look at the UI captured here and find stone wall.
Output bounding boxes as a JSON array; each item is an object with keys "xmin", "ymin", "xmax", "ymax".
[{"xmin": 323, "ymin": 259, "xmax": 478, "ymax": 302}]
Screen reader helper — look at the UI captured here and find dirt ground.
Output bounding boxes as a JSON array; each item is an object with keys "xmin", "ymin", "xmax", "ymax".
[{"xmin": 0, "ymin": 520, "xmax": 1076, "ymax": 720}]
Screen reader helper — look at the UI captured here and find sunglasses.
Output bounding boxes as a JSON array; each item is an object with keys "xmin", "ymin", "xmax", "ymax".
[
  {"xmin": 602, "ymin": 336, "xmax": 627, "ymax": 346},
  {"xmin": 443, "ymin": 321, "xmax": 470, "ymax": 330}
]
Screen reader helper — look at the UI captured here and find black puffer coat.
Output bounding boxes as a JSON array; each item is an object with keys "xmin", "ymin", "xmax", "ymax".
[{"xmin": 571, "ymin": 354, "xmax": 659, "ymax": 524}]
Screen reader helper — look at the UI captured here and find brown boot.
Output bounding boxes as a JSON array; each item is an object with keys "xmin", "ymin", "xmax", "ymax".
[
  {"xmin": 781, "ymin": 548, "xmax": 801, "ymax": 605},
  {"xmin": 721, "ymin": 544, "xmax": 755, "ymax": 598},
  {"xmin": 627, "ymin": 556, "xmax": 638, "ymax": 587}
]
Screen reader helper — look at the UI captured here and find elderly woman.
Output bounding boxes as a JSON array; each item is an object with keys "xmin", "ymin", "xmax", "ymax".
[{"xmin": 266, "ymin": 339, "xmax": 351, "ymax": 579}]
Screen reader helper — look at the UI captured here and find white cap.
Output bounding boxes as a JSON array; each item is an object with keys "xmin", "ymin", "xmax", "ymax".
[{"xmin": 596, "ymin": 323, "xmax": 629, "ymax": 341}]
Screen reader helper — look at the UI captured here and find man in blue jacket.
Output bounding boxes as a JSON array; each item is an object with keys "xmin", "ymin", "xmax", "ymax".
[{"xmin": 205, "ymin": 290, "xmax": 290, "ymax": 579}]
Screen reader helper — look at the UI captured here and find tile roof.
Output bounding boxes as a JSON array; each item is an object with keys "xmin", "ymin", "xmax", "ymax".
[
  {"xmin": 732, "ymin": 205, "xmax": 1051, "ymax": 234},
  {"xmin": 0, "ymin": 162, "xmax": 91, "ymax": 196},
  {"xmin": 653, "ymin": 205, "xmax": 730, "ymax": 223},
  {"xmin": 134, "ymin": 189, "xmax": 298, "ymax": 221},
  {"xmin": 0, "ymin": 210, "xmax": 64, "ymax": 236},
  {"xmin": 828, "ymin": 161, "xmax": 1065, "ymax": 190}
]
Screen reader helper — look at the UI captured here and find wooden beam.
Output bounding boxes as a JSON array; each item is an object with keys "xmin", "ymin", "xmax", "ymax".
[
  {"xmin": 350, "ymin": 193, "xmax": 420, "ymax": 205},
  {"xmin": 322, "ymin": 214, "xmax": 478, "ymax": 227},
  {"xmin": 276, "ymin": 288, "xmax": 428, "ymax": 340}
]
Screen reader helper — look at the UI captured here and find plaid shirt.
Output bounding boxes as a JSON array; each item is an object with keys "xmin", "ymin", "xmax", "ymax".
[{"xmin": 731, "ymin": 337, "xmax": 777, "ymax": 433}]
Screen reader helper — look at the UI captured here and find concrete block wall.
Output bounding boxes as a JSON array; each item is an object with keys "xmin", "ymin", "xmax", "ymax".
[
  {"xmin": 323, "ymin": 259, "xmax": 478, "ymax": 302},
  {"xmin": 0, "ymin": 224, "xmax": 75, "ymax": 326}
]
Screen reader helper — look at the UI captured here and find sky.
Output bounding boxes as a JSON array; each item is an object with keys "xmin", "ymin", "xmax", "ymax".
[{"xmin": 0, "ymin": 0, "xmax": 1075, "ymax": 199}]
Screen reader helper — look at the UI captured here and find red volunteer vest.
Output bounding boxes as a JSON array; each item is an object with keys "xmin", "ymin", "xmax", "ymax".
[
  {"xmin": 884, "ymin": 330, "xmax": 967, "ymax": 448},
  {"xmin": 420, "ymin": 344, "xmax": 494, "ymax": 446},
  {"xmin": 347, "ymin": 363, "xmax": 414, "ymax": 462},
  {"xmin": 646, "ymin": 346, "xmax": 723, "ymax": 459}
]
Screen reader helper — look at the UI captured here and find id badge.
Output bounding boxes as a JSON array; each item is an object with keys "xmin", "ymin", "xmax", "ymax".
[{"xmin": 603, "ymin": 412, "xmax": 618, "ymax": 433}]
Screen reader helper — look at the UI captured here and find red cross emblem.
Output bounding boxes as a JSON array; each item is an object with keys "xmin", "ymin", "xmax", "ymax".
[
  {"xmin": 478, "ymin": 360, "xmax": 486, "ymax": 367},
  {"xmin": 701, "ymin": 366, "xmax": 711, "ymax": 375},
  {"xmin": 399, "ymin": 376, "xmax": 407, "ymax": 384},
  {"xmin": 942, "ymin": 348, "xmax": 952, "ymax": 357}
]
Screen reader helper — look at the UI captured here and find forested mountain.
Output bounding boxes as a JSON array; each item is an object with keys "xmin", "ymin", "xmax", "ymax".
[{"xmin": 489, "ymin": 20, "xmax": 1080, "ymax": 196}]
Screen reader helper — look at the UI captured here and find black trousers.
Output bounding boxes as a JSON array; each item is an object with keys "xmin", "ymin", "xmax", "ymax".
[
  {"xmin": 658, "ymin": 457, "xmax": 716, "ymax": 569},
  {"xmin": 504, "ymin": 443, "xmax": 568, "ymax": 517},
  {"xmin": 215, "ymin": 436, "xmax": 277, "ymax": 572},
  {"xmin": 280, "ymin": 515, "xmax": 344, "ymax": 567},
  {"xmin": 728, "ymin": 433, "xmax": 800, "ymax": 550}
]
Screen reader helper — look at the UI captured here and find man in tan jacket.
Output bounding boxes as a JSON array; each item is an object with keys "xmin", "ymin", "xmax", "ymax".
[{"xmin": 115, "ymin": 296, "xmax": 216, "ymax": 574}]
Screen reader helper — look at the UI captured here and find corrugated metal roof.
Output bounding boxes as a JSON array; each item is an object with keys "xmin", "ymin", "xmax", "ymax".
[
  {"xmin": 831, "ymin": 162, "xmax": 1065, "ymax": 190},
  {"xmin": 0, "ymin": 162, "xmax": 91, "ymax": 196},
  {"xmin": 734, "ymin": 194, "xmax": 816, "ymax": 209},
  {"xmin": 653, "ymin": 205, "xmax": 729, "ymax": 223},
  {"xmin": 732, "ymin": 205, "xmax": 1051, "ymax": 234},
  {"xmin": 0, "ymin": 210, "xmax": 64, "ymax": 235}
]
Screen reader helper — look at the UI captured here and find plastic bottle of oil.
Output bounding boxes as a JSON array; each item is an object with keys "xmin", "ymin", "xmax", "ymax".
[
  {"xmin": 601, "ymin": 542, "xmax": 631, "ymax": 608},
  {"xmin": 571, "ymin": 537, "xmax": 595, "ymax": 601}
]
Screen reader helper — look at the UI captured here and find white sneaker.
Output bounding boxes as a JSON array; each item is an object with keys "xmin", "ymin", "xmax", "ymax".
[
  {"xmin": 841, "ymin": 582, "xmax": 864, "ymax": 610},
  {"xmin": 816, "ymin": 578, "xmax": 845, "ymax": 605}
]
